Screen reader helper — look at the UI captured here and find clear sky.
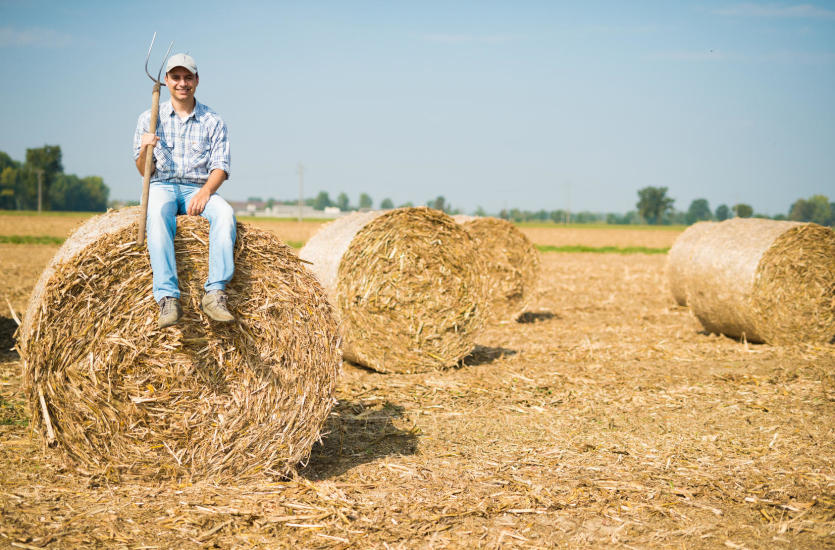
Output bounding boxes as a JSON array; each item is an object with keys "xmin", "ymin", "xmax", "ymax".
[{"xmin": 1, "ymin": 0, "xmax": 833, "ymax": 215}]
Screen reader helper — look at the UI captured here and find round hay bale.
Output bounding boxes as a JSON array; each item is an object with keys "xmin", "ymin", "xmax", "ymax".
[
  {"xmin": 18, "ymin": 207, "xmax": 341, "ymax": 481},
  {"xmin": 685, "ymin": 218, "xmax": 835, "ymax": 344},
  {"xmin": 300, "ymin": 207, "xmax": 487, "ymax": 373},
  {"xmin": 452, "ymin": 215, "xmax": 540, "ymax": 321},
  {"xmin": 665, "ymin": 221, "xmax": 718, "ymax": 306}
]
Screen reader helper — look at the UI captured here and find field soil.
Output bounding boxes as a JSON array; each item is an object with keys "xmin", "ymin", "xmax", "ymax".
[{"xmin": 1, "ymin": 216, "xmax": 833, "ymax": 549}]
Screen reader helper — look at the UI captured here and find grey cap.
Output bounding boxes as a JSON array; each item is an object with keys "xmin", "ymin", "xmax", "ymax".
[{"xmin": 165, "ymin": 53, "xmax": 198, "ymax": 75}]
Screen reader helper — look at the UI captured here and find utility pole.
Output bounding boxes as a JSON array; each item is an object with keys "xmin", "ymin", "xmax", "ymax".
[
  {"xmin": 565, "ymin": 181, "xmax": 571, "ymax": 225},
  {"xmin": 35, "ymin": 168, "xmax": 43, "ymax": 213},
  {"xmin": 297, "ymin": 163, "xmax": 304, "ymax": 222}
]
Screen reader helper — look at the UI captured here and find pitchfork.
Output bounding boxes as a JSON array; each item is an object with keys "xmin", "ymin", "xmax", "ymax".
[{"xmin": 137, "ymin": 32, "xmax": 174, "ymax": 246}]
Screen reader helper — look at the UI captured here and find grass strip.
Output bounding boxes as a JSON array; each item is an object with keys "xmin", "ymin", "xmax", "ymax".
[
  {"xmin": 536, "ymin": 244, "xmax": 669, "ymax": 254},
  {"xmin": 0, "ymin": 235, "xmax": 65, "ymax": 245}
]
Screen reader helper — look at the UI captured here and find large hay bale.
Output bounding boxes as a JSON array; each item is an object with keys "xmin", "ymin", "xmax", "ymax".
[
  {"xmin": 665, "ymin": 221, "xmax": 718, "ymax": 306},
  {"xmin": 18, "ymin": 207, "xmax": 341, "ymax": 481},
  {"xmin": 685, "ymin": 218, "xmax": 835, "ymax": 344},
  {"xmin": 300, "ymin": 207, "xmax": 487, "ymax": 373},
  {"xmin": 452, "ymin": 215, "xmax": 540, "ymax": 321}
]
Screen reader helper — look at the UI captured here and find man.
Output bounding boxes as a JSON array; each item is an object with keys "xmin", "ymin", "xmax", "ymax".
[{"xmin": 133, "ymin": 52, "xmax": 236, "ymax": 328}]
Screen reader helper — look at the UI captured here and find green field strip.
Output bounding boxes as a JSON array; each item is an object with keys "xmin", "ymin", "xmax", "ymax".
[
  {"xmin": 0, "ymin": 235, "xmax": 65, "ymax": 245},
  {"xmin": 535, "ymin": 244, "xmax": 669, "ymax": 254}
]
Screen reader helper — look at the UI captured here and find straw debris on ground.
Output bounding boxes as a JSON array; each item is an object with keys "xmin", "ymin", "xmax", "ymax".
[
  {"xmin": 301, "ymin": 207, "xmax": 487, "ymax": 373},
  {"xmin": 17, "ymin": 207, "xmax": 341, "ymax": 481},
  {"xmin": 683, "ymin": 218, "xmax": 835, "ymax": 344},
  {"xmin": 453, "ymin": 215, "xmax": 540, "ymax": 322}
]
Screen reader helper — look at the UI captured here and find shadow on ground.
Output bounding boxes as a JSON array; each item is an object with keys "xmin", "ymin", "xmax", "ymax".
[
  {"xmin": 301, "ymin": 399, "xmax": 419, "ymax": 480},
  {"xmin": 517, "ymin": 311, "xmax": 558, "ymax": 323},
  {"xmin": 0, "ymin": 317, "xmax": 19, "ymax": 360},
  {"xmin": 460, "ymin": 345, "xmax": 517, "ymax": 367}
]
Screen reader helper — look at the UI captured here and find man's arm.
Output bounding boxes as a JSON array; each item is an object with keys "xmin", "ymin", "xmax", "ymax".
[
  {"xmin": 135, "ymin": 133, "xmax": 160, "ymax": 176},
  {"xmin": 186, "ymin": 169, "xmax": 227, "ymax": 216}
]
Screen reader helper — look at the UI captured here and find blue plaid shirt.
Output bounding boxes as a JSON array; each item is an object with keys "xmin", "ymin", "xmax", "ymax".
[{"xmin": 133, "ymin": 99, "xmax": 230, "ymax": 185}]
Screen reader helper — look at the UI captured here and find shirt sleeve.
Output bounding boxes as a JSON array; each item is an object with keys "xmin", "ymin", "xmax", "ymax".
[
  {"xmin": 133, "ymin": 111, "xmax": 150, "ymax": 161},
  {"xmin": 208, "ymin": 119, "xmax": 231, "ymax": 177}
]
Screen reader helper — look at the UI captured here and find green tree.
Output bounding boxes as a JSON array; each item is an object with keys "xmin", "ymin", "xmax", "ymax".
[
  {"xmin": 474, "ymin": 205, "xmax": 487, "ymax": 217},
  {"xmin": 398, "ymin": 201, "xmax": 414, "ymax": 208},
  {"xmin": 715, "ymin": 204, "xmax": 731, "ymax": 221},
  {"xmin": 312, "ymin": 191, "xmax": 332, "ymax": 210},
  {"xmin": 733, "ymin": 203, "xmax": 753, "ymax": 218},
  {"xmin": 358, "ymin": 193, "xmax": 373, "ymax": 209},
  {"xmin": 380, "ymin": 197, "xmax": 394, "ymax": 209},
  {"xmin": 0, "ymin": 166, "xmax": 19, "ymax": 209},
  {"xmin": 636, "ymin": 186, "xmax": 675, "ymax": 225},
  {"xmin": 25, "ymin": 145, "xmax": 63, "ymax": 210},
  {"xmin": 49, "ymin": 174, "xmax": 109, "ymax": 211},
  {"xmin": 685, "ymin": 198, "xmax": 712, "ymax": 225},
  {"xmin": 336, "ymin": 192, "xmax": 350, "ymax": 211},
  {"xmin": 789, "ymin": 195, "xmax": 831, "ymax": 225},
  {"xmin": 429, "ymin": 196, "xmax": 447, "ymax": 212}
]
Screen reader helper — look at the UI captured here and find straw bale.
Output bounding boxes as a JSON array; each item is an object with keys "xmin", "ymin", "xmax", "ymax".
[
  {"xmin": 685, "ymin": 217, "xmax": 835, "ymax": 344},
  {"xmin": 300, "ymin": 207, "xmax": 487, "ymax": 373},
  {"xmin": 18, "ymin": 207, "xmax": 341, "ymax": 480},
  {"xmin": 452, "ymin": 215, "xmax": 540, "ymax": 321},
  {"xmin": 665, "ymin": 221, "xmax": 718, "ymax": 306}
]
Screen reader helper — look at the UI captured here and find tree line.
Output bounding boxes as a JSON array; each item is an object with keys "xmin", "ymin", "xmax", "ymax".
[{"xmin": 0, "ymin": 146, "xmax": 109, "ymax": 212}]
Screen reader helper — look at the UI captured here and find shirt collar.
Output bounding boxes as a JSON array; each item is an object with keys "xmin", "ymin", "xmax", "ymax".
[{"xmin": 162, "ymin": 99, "xmax": 203, "ymax": 120}]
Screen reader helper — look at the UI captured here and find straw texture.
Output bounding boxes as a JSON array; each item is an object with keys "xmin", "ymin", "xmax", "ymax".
[
  {"xmin": 665, "ymin": 221, "xmax": 718, "ymax": 306},
  {"xmin": 300, "ymin": 207, "xmax": 487, "ymax": 373},
  {"xmin": 453, "ymin": 215, "xmax": 540, "ymax": 321},
  {"xmin": 685, "ymin": 218, "xmax": 835, "ymax": 344},
  {"xmin": 18, "ymin": 207, "xmax": 341, "ymax": 481}
]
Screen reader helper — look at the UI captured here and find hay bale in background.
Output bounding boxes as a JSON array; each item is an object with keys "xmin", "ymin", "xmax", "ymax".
[
  {"xmin": 452, "ymin": 215, "xmax": 540, "ymax": 321},
  {"xmin": 666, "ymin": 221, "xmax": 718, "ymax": 306},
  {"xmin": 685, "ymin": 218, "xmax": 835, "ymax": 344},
  {"xmin": 300, "ymin": 207, "xmax": 487, "ymax": 373},
  {"xmin": 19, "ymin": 207, "xmax": 341, "ymax": 481}
]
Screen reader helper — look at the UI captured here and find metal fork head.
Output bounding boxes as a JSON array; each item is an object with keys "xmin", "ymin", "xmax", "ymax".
[{"xmin": 144, "ymin": 32, "xmax": 175, "ymax": 85}]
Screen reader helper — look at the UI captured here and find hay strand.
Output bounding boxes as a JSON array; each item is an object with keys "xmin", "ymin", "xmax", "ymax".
[
  {"xmin": 684, "ymin": 218, "xmax": 835, "ymax": 344},
  {"xmin": 666, "ymin": 221, "xmax": 718, "ymax": 306},
  {"xmin": 453, "ymin": 215, "xmax": 540, "ymax": 321},
  {"xmin": 300, "ymin": 207, "xmax": 487, "ymax": 373},
  {"xmin": 18, "ymin": 207, "xmax": 341, "ymax": 481}
]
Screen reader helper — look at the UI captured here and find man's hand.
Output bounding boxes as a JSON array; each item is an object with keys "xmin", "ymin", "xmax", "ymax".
[
  {"xmin": 140, "ymin": 132, "xmax": 159, "ymax": 149},
  {"xmin": 187, "ymin": 188, "xmax": 212, "ymax": 216}
]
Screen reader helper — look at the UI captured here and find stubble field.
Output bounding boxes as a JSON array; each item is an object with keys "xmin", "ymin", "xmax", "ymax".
[{"xmin": 1, "ymin": 213, "xmax": 833, "ymax": 549}]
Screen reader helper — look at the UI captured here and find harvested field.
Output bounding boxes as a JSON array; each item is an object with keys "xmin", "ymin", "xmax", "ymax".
[
  {"xmin": 1, "ymin": 218, "xmax": 833, "ymax": 548},
  {"xmin": 0, "ymin": 212, "xmax": 93, "ymax": 239},
  {"xmin": 520, "ymin": 225, "xmax": 681, "ymax": 249}
]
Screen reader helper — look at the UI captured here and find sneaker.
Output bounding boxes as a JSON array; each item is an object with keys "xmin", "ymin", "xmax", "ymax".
[
  {"xmin": 201, "ymin": 290, "xmax": 235, "ymax": 322},
  {"xmin": 158, "ymin": 296, "xmax": 182, "ymax": 328}
]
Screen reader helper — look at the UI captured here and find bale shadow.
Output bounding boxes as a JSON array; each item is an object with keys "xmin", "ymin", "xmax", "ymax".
[
  {"xmin": 0, "ymin": 317, "xmax": 19, "ymax": 360},
  {"xmin": 460, "ymin": 345, "xmax": 517, "ymax": 367},
  {"xmin": 300, "ymin": 399, "xmax": 419, "ymax": 480},
  {"xmin": 517, "ymin": 311, "xmax": 558, "ymax": 324}
]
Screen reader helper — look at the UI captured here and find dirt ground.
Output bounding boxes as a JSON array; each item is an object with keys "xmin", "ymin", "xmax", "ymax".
[{"xmin": 1, "ymin": 218, "xmax": 833, "ymax": 549}]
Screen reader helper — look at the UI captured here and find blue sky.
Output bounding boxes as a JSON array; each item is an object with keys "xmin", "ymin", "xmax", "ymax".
[{"xmin": 1, "ymin": 0, "xmax": 833, "ymax": 215}]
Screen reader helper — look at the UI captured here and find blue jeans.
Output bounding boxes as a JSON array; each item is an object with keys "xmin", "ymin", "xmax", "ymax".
[{"xmin": 146, "ymin": 182, "xmax": 236, "ymax": 303}]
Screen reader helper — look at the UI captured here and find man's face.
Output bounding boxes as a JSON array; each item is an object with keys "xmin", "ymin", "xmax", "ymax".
[{"xmin": 165, "ymin": 67, "xmax": 198, "ymax": 102}]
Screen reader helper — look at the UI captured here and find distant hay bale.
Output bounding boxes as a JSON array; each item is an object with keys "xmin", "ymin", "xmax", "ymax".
[
  {"xmin": 666, "ymin": 221, "xmax": 718, "ymax": 306},
  {"xmin": 300, "ymin": 207, "xmax": 487, "ymax": 373},
  {"xmin": 684, "ymin": 218, "xmax": 835, "ymax": 344},
  {"xmin": 18, "ymin": 207, "xmax": 341, "ymax": 481},
  {"xmin": 452, "ymin": 215, "xmax": 540, "ymax": 321}
]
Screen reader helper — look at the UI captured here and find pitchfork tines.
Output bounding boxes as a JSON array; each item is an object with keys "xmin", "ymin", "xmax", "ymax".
[{"xmin": 145, "ymin": 32, "xmax": 174, "ymax": 85}]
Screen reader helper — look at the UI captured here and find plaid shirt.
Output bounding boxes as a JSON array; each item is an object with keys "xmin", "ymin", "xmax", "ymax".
[{"xmin": 133, "ymin": 99, "xmax": 230, "ymax": 185}]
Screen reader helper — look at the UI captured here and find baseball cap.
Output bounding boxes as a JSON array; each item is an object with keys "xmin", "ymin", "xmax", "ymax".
[{"xmin": 165, "ymin": 53, "xmax": 198, "ymax": 75}]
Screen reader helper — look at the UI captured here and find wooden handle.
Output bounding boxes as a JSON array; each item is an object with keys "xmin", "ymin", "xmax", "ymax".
[{"xmin": 137, "ymin": 81, "xmax": 161, "ymax": 246}]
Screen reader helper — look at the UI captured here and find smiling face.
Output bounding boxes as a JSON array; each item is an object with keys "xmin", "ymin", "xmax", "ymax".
[{"xmin": 165, "ymin": 66, "xmax": 199, "ymax": 103}]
